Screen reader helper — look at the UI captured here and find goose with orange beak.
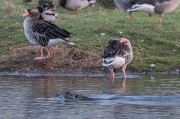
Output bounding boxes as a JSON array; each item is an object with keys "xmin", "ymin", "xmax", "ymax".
[
  {"xmin": 102, "ymin": 38, "xmax": 133, "ymax": 78},
  {"xmin": 23, "ymin": 6, "xmax": 74, "ymax": 60}
]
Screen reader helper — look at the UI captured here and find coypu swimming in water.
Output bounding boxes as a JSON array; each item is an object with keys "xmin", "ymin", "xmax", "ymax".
[
  {"xmin": 63, "ymin": 91, "xmax": 96, "ymax": 101},
  {"xmin": 62, "ymin": 91, "xmax": 119, "ymax": 101}
]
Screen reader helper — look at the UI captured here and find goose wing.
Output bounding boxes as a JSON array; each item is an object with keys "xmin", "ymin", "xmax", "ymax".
[
  {"xmin": 102, "ymin": 43, "xmax": 130, "ymax": 58},
  {"xmin": 31, "ymin": 20, "xmax": 71, "ymax": 46},
  {"xmin": 131, "ymin": 0, "xmax": 171, "ymax": 5},
  {"xmin": 119, "ymin": 44, "xmax": 132, "ymax": 65}
]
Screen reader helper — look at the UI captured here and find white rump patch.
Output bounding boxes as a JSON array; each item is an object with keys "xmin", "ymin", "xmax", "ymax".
[
  {"xmin": 102, "ymin": 56, "xmax": 125, "ymax": 69},
  {"xmin": 127, "ymin": 4, "xmax": 155, "ymax": 14}
]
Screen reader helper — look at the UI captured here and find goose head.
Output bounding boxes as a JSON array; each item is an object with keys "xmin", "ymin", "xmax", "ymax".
[
  {"xmin": 23, "ymin": 6, "xmax": 40, "ymax": 21},
  {"xmin": 108, "ymin": 38, "xmax": 129, "ymax": 45},
  {"xmin": 108, "ymin": 38, "xmax": 130, "ymax": 49},
  {"xmin": 120, "ymin": 38, "xmax": 129, "ymax": 44}
]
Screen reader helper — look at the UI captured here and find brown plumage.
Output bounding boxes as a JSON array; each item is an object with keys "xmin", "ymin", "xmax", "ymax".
[
  {"xmin": 23, "ymin": 0, "xmax": 33, "ymax": 4},
  {"xmin": 38, "ymin": 0, "xmax": 56, "ymax": 12},
  {"xmin": 115, "ymin": 0, "xmax": 179, "ymax": 28},
  {"xmin": 59, "ymin": 0, "xmax": 96, "ymax": 12},
  {"xmin": 23, "ymin": 6, "xmax": 74, "ymax": 60},
  {"xmin": 102, "ymin": 38, "xmax": 133, "ymax": 78},
  {"xmin": 37, "ymin": 6, "xmax": 57, "ymax": 21}
]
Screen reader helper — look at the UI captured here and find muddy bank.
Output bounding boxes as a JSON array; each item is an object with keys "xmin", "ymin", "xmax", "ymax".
[{"xmin": 0, "ymin": 45, "xmax": 135, "ymax": 74}]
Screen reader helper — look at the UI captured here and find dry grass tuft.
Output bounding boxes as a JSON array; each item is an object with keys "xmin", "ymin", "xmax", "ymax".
[
  {"xmin": 0, "ymin": 46, "xmax": 107, "ymax": 73},
  {"xmin": 2, "ymin": 0, "xmax": 24, "ymax": 15}
]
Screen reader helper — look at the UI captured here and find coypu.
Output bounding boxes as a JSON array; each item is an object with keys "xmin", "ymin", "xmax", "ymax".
[{"xmin": 63, "ymin": 91, "xmax": 95, "ymax": 101}]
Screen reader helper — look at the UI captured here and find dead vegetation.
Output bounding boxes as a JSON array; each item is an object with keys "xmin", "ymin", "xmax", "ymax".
[{"xmin": 0, "ymin": 45, "xmax": 109, "ymax": 73}]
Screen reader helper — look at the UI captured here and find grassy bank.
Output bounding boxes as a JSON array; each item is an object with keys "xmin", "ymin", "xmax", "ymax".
[{"xmin": 0, "ymin": 0, "xmax": 180, "ymax": 72}]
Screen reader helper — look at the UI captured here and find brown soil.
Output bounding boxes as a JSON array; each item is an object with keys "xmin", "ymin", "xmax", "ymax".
[
  {"xmin": 0, "ymin": 45, "xmax": 134, "ymax": 74},
  {"xmin": 0, "ymin": 45, "xmax": 104, "ymax": 73}
]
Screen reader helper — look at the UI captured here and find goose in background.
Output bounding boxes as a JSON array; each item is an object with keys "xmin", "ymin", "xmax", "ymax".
[
  {"xmin": 127, "ymin": 0, "xmax": 179, "ymax": 28},
  {"xmin": 114, "ymin": 0, "xmax": 135, "ymax": 20},
  {"xmin": 59, "ymin": 0, "xmax": 96, "ymax": 12},
  {"xmin": 23, "ymin": 0, "xmax": 33, "ymax": 4},
  {"xmin": 37, "ymin": 6, "xmax": 57, "ymax": 21},
  {"xmin": 114, "ymin": 0, "xmax": 179, "ymax": 28},
  {"xmin": 102, "ymin": 38, "xmax": 133, "ymax": 78},
  {"xmin": 23, "ymin": 6, "xmax": 74, "ymax": 60},
  {"xmin": 38, "ymin": 0, "xmax": 56, "ymax": 12}
]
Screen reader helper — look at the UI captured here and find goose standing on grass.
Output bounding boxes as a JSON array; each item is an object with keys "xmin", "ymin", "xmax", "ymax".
[
  {"xmin": 37, "ymin": 6, "xmax": 57, "ymax": 21},
  {"xmin": 38, "ymin": 0, "xmax": 56, "ymax": 12},
  {"xmin": 23, "ymin": 6, "xmax": 75, "ymax": 60},
  {"xmin": 114, "ymin": 0, "xmax": 180, "ymax": 28},
  {"xmin": 114, "ymin": 0, "xmax": 135, "ymax": 21},
  {"xmin": 102, "ymin": 38, "xmax": 133, "ymax": 78},
  {"xmin": 127, "ymin": 0, "xmax": 179, "ymax": 28},
  {"xmin": 59, "ymin": 0, "xmax": 96, "ymax": 12},
  {"xmin": 23, "ymin": 0, "xmax": 33, "ymax": 4}
]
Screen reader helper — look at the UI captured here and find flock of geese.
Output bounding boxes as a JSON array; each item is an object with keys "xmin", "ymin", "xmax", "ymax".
[{"xmin": 22, "ymin": 0, "xmax": 179, "ymax": 78}]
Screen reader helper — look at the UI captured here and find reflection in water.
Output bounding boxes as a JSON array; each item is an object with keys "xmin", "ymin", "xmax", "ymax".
[
  {"xmin": 0, "ymin": 75, "xmax": 180, "ymax": 118},
  {"xmin": 40, "ymin": 79, "xmax": 52, "ymax": 98}
]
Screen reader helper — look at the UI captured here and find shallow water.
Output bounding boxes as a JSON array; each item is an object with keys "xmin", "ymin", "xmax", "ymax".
[{"xmin": 0, "ymin": 74, "xmax": 180, "ymax": 119}]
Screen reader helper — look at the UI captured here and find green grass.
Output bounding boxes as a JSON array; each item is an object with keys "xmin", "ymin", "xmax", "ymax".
[{"xmin": 0, "ymin": 0, "xmax": 180, "ymax": 72}]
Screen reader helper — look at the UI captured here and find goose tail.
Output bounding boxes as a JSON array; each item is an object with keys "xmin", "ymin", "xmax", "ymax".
[
  {"xmin": 68, "ymin": 42, "xmax": 75, "ymax": 45},
  {"xmin": 127, "ymin": 4, "xmax": 155, "ymax": 13},
  {"xmin": 127, "ymin": 4, "xmax": 142, "ymax": 12},
  {"xmin": 64, "ymin": 38, "xmax": 75, "ymax": 45}
]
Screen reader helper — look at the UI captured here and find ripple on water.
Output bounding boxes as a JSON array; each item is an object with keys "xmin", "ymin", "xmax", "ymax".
[{"xmin": 0, "ymin": 75, "xmax": 180, "ymax": 118}]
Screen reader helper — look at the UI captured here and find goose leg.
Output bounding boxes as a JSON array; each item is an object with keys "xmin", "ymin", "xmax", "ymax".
[
  {"xmin": 111, "ymin": 77, "xmax": 114, "ymax": 83},
  {"xmin": 130, "ymin": 12, "xmax": 133, "ymax": 21},
  {"xmin": 149, "ymin": 14, "xmax": 152, "ymax": 18},
  {"xmin": 76, "ymin": 9, "xmax": 78, "ymax": 13},
  {"xmin": 46, "ymin": 48, "xmax": 51, "ymax": 58},
  {"xmin": 122, "ymin": 77, "xmax": 126, "ymax": 89},
  {"xmin": 110, "ymin": 69, "xmax": 114, "ymax": 78},
  {"xmin": 122, "ymin": 68, "xmax": 126, "ymax": 78},
  {"xmin": 34, "ymin": 48, "xmax": 46, "ymax": 60},
  {"xmin": 158, "ymin": 18, "xmax": 161, "ymax": 28}
]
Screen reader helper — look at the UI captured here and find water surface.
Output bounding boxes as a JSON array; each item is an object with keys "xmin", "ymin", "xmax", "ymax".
[{"xmin": 0, "ymin": 74, "xmax": 180, "ymax": 119}]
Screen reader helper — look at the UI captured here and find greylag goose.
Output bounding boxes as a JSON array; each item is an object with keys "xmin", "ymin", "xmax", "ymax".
[
  {"xmin": 23, "ymin": 6, "xmax": 75, "ymax": 60},
  {"xmin": 114, "ymin": 0, "xmax": 135, "ymax": 20},
  {"xmin": 23, "ymin": 0, "xmax": 33, "ymax": 4},
  {"xmin": 127, "ymin": 0, "xmax": 179, "ymax": 28},
  {"xmin": 37, "ymin": 6, "xmax": 57, "ymax": 21},
  {"xmin": 114, "ymin": 0, "xmax": 179, "ymax": 28},
  {"xmin": 102, "ymin": 38, "xmax": 133, "ymax": 78},
  {"xmin": 38, "ymin": 0, "xmax": 56, "ymax": 12},
  {"xmin": 59, "ymin": 0, "xmax": 96, "ymax": 12}
]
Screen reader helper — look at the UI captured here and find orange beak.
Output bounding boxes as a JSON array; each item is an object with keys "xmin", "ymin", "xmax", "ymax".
[
  {"xmin": 23, "ymin": 11, "xmax": 29, "ymax": 17},
  {"xmin": 120, "ymin": 39, "xmax": 129, "ymax": 43}
]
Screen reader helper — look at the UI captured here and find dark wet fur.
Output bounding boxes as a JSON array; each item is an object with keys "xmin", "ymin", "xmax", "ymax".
[{"xmin": 64, "ymin": 91, "xmax": 95, "ymax": 101}]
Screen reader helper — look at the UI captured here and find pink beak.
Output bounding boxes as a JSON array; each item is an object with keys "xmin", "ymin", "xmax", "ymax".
[{"xmin": 120, "ymin": 39, "xmax": 129, "ymax": 43}]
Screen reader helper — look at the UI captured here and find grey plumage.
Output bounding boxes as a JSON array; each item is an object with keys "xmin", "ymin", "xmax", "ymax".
[
  {"xmin": 37, "ymin": 6, "xmax": 57, "ymax": 21},
  {"xmin": 23, "ymin": 6, "xmax": 74, "ymax": 60},
  {"xmin": 23, "ymin": 6, "xmax": 74, "ymax": 48},
  {"xmin": 59, "ymin": 0, "xmax": 96, "ymax": 11},
  {"xmin": 114, "ymin": 0, "xmax": 179, "ymax": 27},
  {"xmin": 126, "ymin": 0, "xmax": 179, "ymax": 14},
  {"xmin": 38, "ymin": 0, "xmax": 56, "ymax": 11},
  {"xmin": 102, "ymin": 38, "xmax": 133, "ymax": 77}
]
